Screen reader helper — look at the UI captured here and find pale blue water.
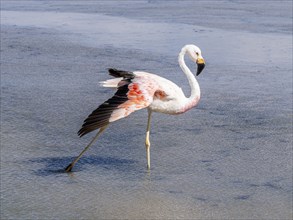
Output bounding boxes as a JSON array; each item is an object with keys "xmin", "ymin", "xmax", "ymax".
[{"xmin": 1, "ymin": 1, "xmax": 292, "ymax": 219}]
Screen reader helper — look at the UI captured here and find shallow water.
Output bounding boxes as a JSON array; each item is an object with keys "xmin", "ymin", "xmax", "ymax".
[{"xmin": 1, "ymin": 1, "xmax": 292, "ymax": 219}]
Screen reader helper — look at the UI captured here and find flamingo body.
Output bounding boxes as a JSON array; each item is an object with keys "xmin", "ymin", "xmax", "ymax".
[{"xmin": 65, "ymin": 44, "xmax": 205, "ymax": 172}]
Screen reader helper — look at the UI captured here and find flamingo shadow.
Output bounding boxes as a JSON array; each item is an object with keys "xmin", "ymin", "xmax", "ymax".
[{"xmin": 28, "ymin": 155, "xmax": 136, "ymax": 176}]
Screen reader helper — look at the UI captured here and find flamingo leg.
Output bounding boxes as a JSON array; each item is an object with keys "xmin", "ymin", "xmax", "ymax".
[
  {"xmin": 145, "ymin": 109, "xmax": 152, "ymax": 170},
  {"xmin": 65, "ymin": 125, "xmax": 108, "ymax": 172}
]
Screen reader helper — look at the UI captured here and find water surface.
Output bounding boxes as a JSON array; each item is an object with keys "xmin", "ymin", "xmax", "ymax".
[{"xmin": 1, "ymin": 1, "xmax": 292, "ymax": 219}]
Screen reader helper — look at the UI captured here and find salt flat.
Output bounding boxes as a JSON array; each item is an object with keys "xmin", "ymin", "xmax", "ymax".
[{"xmin": 1, "ymin": 1, "xmax": 292, "ymax": 219}]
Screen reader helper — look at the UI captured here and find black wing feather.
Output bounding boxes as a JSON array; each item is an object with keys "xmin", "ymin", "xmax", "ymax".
[
  {"xmin": 108, "ymin": 68, "xmax": 135, "ymax": 79},
  {"xmin": 78, "ymin": 69, "xmax": 135, "ymax": 137}
]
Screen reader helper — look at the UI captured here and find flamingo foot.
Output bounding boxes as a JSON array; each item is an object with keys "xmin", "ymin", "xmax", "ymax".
[{"xmin": 65, "ymin": 163, "xmax": 74, "ymax": 172}]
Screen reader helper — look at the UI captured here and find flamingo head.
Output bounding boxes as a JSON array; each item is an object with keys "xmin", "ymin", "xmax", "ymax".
[{"xmin": 186, "ymin": 45, "xmax": 206, "ymax": 76}]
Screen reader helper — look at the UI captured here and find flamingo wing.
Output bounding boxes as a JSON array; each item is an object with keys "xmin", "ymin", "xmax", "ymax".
[{"xmin": 78, "ymin": 69, "xmax": 156, "ymax": 137}]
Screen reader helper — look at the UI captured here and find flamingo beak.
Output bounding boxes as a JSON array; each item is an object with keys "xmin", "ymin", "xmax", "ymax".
[{"xmin": 196, "ymin": 57, "xmax": 205, "ymax": 76}]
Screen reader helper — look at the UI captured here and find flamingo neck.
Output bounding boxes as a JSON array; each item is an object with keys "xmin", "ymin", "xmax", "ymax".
[{"xmin": 178, "ymin": 46, "xmax": 200, "ymax": 111}]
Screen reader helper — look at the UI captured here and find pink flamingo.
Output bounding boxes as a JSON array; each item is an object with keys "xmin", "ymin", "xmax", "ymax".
[{"xmin": 65, "ymin": 44, "xmax": 205, "ymax": 172}]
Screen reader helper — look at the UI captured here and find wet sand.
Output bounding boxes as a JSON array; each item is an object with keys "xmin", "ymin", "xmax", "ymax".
[{"xmin": 1, "ymin": 1, "xmax": 292, "ymax": 219}]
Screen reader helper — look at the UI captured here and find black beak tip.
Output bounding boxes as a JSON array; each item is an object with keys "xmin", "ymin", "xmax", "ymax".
[{"xmin": 196, "ymin": 63, "xmax": 205, "ymax": 76}]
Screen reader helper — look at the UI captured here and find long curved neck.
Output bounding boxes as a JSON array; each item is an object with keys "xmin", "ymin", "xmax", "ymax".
[{"xmin": 178, "ymin": 47, "xmax": 200, "ymax": 105}]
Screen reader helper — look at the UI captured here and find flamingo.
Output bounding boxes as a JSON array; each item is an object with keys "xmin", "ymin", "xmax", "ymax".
[{"xmin": 65, "ymin": 44, "xmax": 205, "ymax": 172}]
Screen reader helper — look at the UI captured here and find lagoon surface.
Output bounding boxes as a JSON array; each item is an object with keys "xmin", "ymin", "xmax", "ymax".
[{"xmin": 1, "ymin": 1, "xmax": 292, "ymax": 219}]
